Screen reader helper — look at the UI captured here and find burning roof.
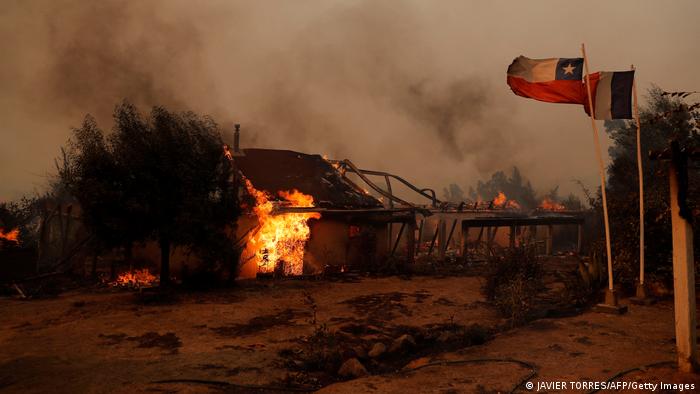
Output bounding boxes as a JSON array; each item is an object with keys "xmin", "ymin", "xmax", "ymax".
[{"xmin": 235, "ymin": 149, "xmax": 382, "ymax": 209}]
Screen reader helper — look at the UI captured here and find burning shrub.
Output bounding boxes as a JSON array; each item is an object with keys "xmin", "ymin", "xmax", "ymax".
[
  {"xmin": 0, "ymin": 196, "xmax": 39, "ymax": 250},
  {"xmin": 113, "ymin": 269, "xmax": 158, "ymax": 289},
  {"xmin": 482, "ymin": 244, "xmax": 544, "ymax": 325}
]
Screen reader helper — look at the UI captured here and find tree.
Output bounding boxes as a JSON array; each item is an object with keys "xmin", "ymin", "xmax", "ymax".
[
  {"xmin": 468, "ymin": 167, "xmax": 538, "ymax": 209},
  {"xmin": 61, "ymin": 101, "xmax": 239, "ymax": 285},
  {"xmin": 442, "ymin": 183, "xmax": 465, "ymax": 203},
  {"xmin": 603, "ymin": 86, "xmax": 699, "ymax": 287}
]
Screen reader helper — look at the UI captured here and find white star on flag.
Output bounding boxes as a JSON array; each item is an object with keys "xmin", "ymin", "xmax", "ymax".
[{"xmin": 562, "ymin": 63, "xmax": 576, "ymax": 75}]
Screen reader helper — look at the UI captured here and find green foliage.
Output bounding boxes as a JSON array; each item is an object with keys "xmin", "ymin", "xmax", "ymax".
[
  {"xmin": 603, "ymin": 86, "xmax": 699, "ymax": 287},
  {"xmin": 60, "ymin": 101, "xmax": 240, "ymax": 284}
]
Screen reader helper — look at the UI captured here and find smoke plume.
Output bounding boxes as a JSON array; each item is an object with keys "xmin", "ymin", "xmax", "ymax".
[{"xmin": 4, "ymin": 0, "xmax": 696, "ymax": 201}]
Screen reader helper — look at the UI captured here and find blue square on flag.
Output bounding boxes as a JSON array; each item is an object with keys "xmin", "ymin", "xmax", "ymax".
[{"xmin": 555, "ymin": 58, "xmax": 583, "ymax": 80}]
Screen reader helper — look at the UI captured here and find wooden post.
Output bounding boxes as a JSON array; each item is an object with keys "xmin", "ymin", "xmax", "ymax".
[
  {"xmin": 390, "ymin": 222, "xmax": 406, "ymax": 256},
  {"xmin": 387, "ymin": 223, "xmax": 393, "ymax": 253},
  {"xmin": 406, "ymin": 219, "xmax": 416, "ymax": 264},
  {"xmin": 438, "ymin": 217, "xmax": 447, "ymax": 260},
  {"xmin": 669, "ymin": 147, "xmax": 697, "ymax": 372},
  {"xmin": 445, "ymin": 219, "xmax": 458, "ymax": 251},
  {"xmin": 416, "ymin": 219, "xmax": 424, "ymax": 254},
  {"xmin": 577, "ymin": 224, "xmax": 583, "ymax": 254},
  {"xmin": 509, "ymin": 226, "xmax": 516, "ymax": 249},
  {"xmin": 545, "ymin": 225, "xmax": 553, "ymax": 255},
  {"xmin": 428, "ymin": 223, "xmax": 439, "ymax": 256},
  {"xmin": 460, "ymin": 223, "xmax": 469, "ymax": 257},
  {"xmin": 582, "ymin": 43, "xmax": 616, "ymax": 299},
  {"xmin": 631, "ymin": 65, "xmax": 647, "ymax": 297}
]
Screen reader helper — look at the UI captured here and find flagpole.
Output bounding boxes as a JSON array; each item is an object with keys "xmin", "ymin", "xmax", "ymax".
[
  {"xmin": 631, "ymin": 65, "xmax": 646, "ymax": 292},
  {"xmin": 581, "ymin": 43, "xmax": 616, "ymax": 298}
]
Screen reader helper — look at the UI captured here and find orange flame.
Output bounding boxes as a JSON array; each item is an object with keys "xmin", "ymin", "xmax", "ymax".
[
  {"xmin": 492, "ymin": 192, "xmax": 507, "ymax": 206},
  {"xmin": 492, "ymin": 192, "xmax": 520, "ymax": 210},
  {"xmin": 539, "ymin": 197, "xmax": 565, "ymax": 211},
  {"xmin": 113, "ymin": 269, "xmax": 157, "ymax": 288},
  {"xmin": 0, "ymin": 228, "xmax": 19, "ymax": 243},
  {"xmin": 243, "ymin": 179, "xmax": 321, "ymax": 276},
  {"xmin": 223, "ymin": 144, "xmax": 233, "ymax": 161}
]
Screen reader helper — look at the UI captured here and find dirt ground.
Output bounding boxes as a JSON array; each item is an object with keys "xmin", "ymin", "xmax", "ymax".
[{"xmin": 1, "ymin": 262, "xmax": 699, "ymax": 393}]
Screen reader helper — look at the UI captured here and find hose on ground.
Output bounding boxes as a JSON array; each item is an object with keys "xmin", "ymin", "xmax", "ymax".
[
  {"xmin": 400, "ymin": 357, "xmax": 537, "ymax": 394},
  {"xmin": 586, "ymin": 360, "xmax": 675, "ymax": 394}
]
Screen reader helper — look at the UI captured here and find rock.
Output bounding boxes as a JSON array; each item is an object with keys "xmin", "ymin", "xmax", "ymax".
[
  {"xmin": 368, "ymin": 342, "xmax": 386, "ymax": 358},
  {"xmin": 389, "ymin": 334, "xmax": 416, "ymax": 353},
  {"xmin": 338, "ymin": 358, "xmax": 368, "ymax": 378}
]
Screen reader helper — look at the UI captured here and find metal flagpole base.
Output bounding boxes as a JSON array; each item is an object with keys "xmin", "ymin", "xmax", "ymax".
[
  {"xmin": 630, "ymin": 281, "xmax": 656, "ymax": 305},
  {"xmin": 594, "ymin": 288, "xmax": 628, "ymax": 314}
]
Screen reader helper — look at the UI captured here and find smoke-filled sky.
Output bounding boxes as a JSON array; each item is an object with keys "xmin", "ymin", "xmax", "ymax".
[{"xmin": 1, "ymin": 0, "xmax": 699, "ymax": 202}]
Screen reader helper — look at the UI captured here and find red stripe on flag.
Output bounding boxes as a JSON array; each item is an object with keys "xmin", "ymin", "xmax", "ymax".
[{"xmin": 507, "ymin": 75, "xmax": 586, "ymax": 104}]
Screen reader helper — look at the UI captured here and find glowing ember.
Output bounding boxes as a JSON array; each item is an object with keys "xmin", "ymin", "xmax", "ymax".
[
  {"xmin": 113, "ymin": 269, "xmax": 158, "ymax": 288},
  {"xmin": 0, "ymin": 228, "xmax": 19, "ymax": 243},
  {"xmin": 539, "ymin": 197, "xmax": 565, "ymax": 211},
  {"xmin": 492, "ymin": 192, "xmax": 520, "ymax": 209},
  {"xmin": 322, "ymin": 155, "xmax": 341, "ymax": 170},
  {"xmin": 243, "ymin": 179, "xmax": 321, "ymax": 276}
]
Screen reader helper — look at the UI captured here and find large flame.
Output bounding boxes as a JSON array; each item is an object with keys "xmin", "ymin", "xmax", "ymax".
[
  {"xmin": 539, "ymin": 197, "xmax": 565, "ymax": 211},
  {"xmin": 0, "ymin": 228, "xmax": 19, "ymax": 243},
  {"xmin": 492, "ymin": 192, "xmax": 520, "ymax": 210},
  {"xmin": 243, "ymin": 179, "xmax": 321, "ymax": 276},
  {"xmin": 113, "ymin": 269, "xmax": 158, "ymax": 288}
]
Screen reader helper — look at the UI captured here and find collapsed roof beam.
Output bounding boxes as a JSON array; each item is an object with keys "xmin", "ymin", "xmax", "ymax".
[{"xmin": 333, "ymin": 159, "xmax": 442, "ymax": 208}]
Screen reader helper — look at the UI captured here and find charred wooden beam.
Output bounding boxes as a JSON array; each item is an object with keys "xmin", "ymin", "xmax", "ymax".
[
  {"xmin": 416, "ymin": 219, "xmax": 424, "ymax": 254},
  {"xmin": 428, "ymin": 225, "xmax": 439, "ymax": 256},
  {"xmin": 445, "ymin": 218, "xmax": 458, "ymax": 254},
  {"xmin": 459, "ymin": 215, "xmax": 584, "ymax": 228},
  {"xmin": 390, "ymin": 222, "xmax": 406, "ymax": 256}
]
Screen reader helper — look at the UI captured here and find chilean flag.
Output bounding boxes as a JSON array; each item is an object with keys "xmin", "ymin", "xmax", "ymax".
[
  {"xmin": 583, "ymin": 71, "xmax": 635, "ymax": 120},
  {"xmin": 507, "ymin": 56, "xmax": 586, "ymax": 104}
]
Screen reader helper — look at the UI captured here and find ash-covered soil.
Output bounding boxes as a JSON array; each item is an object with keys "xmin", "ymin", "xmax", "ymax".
[{"xmin": 0, "ymin": 258, "xmax": 697, "ymax": 393}]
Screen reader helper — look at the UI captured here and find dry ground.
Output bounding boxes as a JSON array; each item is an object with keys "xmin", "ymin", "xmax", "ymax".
[{"xmin": 1, "ymin": 265, "xmax": 699, "ymax": 393}]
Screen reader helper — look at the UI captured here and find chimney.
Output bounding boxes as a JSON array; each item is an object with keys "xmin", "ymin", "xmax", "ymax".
[
  {"xmin": 232, "ymin": 123, "xmax": 245, "ymax": 157},
  {"xmin": 234, "ymin": 124, "xmax": 240, "ymax": 153}
]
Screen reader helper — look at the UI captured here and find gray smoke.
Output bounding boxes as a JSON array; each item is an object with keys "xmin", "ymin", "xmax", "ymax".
[{"xmin": 11, "ymin": 0, "xmax": 688, "ymax": 201}]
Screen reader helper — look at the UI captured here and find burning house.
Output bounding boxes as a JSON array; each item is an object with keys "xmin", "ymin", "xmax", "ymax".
[
  {"xmin": 231, "ymin": 148, "xmax": 418, "ymax": 278},
  {"xmin": 225, "ymin": 126, "xmax": 586, "ymax": 279}
]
